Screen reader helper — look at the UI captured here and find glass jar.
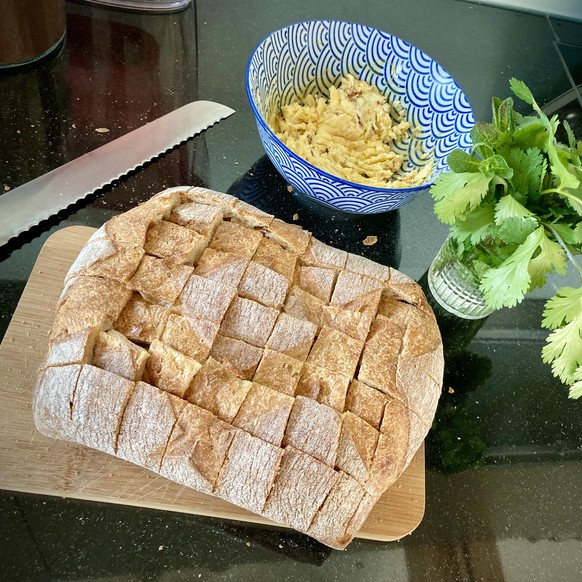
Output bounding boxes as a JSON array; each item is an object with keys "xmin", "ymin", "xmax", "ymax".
[{"xmin": 428, "ymin": 236, "xmax": 496, "ymax": 320}]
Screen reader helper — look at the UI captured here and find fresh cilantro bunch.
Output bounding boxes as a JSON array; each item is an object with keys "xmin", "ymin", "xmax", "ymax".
[{"xmin": 430, "ymin": 78, "xmax": 582, "ymax": 399}]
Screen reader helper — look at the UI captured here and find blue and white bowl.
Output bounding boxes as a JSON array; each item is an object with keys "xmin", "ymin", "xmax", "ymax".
[{"xmin": 246, "ymin": 20, "xmax": 474, "ymax": 214}]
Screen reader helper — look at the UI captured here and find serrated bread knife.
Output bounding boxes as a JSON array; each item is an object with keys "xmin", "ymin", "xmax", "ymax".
[{"xmin": 0, "ymin": 100, "xmax": 235, "ymax": 247}]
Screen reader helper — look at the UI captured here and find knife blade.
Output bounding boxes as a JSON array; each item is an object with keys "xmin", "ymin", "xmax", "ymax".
[{"xmin": 0, "ymin": 100, "xmax": 235, "ymax": 247}]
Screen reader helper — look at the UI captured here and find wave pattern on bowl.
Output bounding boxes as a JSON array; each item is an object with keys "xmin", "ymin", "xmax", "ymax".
[{"xmin": 247, "ymin": 20, "xmax": 474, "ymax": 214}]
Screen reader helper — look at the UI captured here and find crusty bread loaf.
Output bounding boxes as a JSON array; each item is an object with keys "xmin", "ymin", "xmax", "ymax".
[{"xmin": 33, "ymin": 186, "xmax": 444, "ymax": 549}]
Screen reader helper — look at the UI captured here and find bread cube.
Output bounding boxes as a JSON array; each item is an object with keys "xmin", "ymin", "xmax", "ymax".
[
  {"xmin": 231, "ymin": 199, "xmax": 274, "ymax": 229},
  {"xmin": 283, "ymin": 396, "xmax": 341, "ymax": 466},
  {"xmin": 372, "ymin": 434, "xmax": 408, "ymax": 487},
  {"xmin": 382, "ymin": 397, "xmax": 430, "ymax": 465},
  {"xmin": 144, "ymin": 220, "xmax": 207, "ymax": 265},
  {"xmin": 388, "ymin": 269, "xmax": 428, "ymax": 306},
  {"xmin": 52, "ymin": 276, "xmax": 133, "ymax": 340},
  {"xmin": 345, "ymin": 253, "xmax": 391, "ymax": 282},
  {"xmin": 185, "ymin": 357, "xmax": 252, "ymax": 422},
  {"xmin": 336, "ymin": 412, "xmax": 380, "ymax": 485},
  {"xmin": 265, "ymin": 312, "xmax": 317, "ymax": 362},
  {"xmin": 170, "ymin": 201, "xmax": 223, "ymax": 238},
  {"xmin": 194, "ymin": 248, "xmax": 249, "ymax": 288},
  {"xmin": 209, "ymin": 334, "xmax": 263, "ymax": 380},
  {"xmin": 321, "ymin": 303, "xmax": 373, "ymax": 341},
  {"xmin": 130, "ymin": 256, "xmax": 193, "ymax": 307},
  {"xmin": 252, "ymin": 237, "xmax": 298, "ymax": 282},
  {"xmin": 358, "ymin": 315, "xmax": 403, "ymax": 394},
  {"xmin": 159, "ymin": 402, "xmax": 236, "ymax": 494},
  {"xmin": 151, "ymin": 186, "xmax": 191, "ymax": 207},
  {"xmin": 263, "ymin": 447, "xmax": 338, "ymax": 532},
  {"xmin": 401, "ymin": 308, "xmax": 442, "ymax": 359},
  {"xmin": 185, "ymin": 186, "xmax": 238, "ymax": 212},
  {"xmin": 344, "ymin": 380, "xmax": 387, "ymax": 430},
  {"xmin": 302, "ymin": 238, "xmax": 347, "ymax": 270},
  {"xmin": 306, "ymin": 326, "xmax": 364, "ymax": 379},
  {"xmin": 283, "ymin": 286, "xmax": 325, "ymax": 329},
  {"xmin": 220, "ymin": 296, "xmax": 279, "ymax": 348},
  {"xmin": 113, "ymin": 297, "xmax": 170, "ymax": 345},
  {"xmin": 265, "ymin": 218, "xmax": 311, "ymax": 254},
  {"xmin": 46, "ymin": 328, "xmax": 101, "ymax": 367},
  {"xmin": 160, "ymin": 313, "xmax": 218, "ymax": 362},
  {"xmin": 144, "ymin": 340, "xmax": 201, "ymax": 398},
  {"xmin": 116, "ymin": 381, "xmax": 187, "ymax": 471},
  {"xmin": 210, "ymin": 221, "xmax": 263, "ymax": 258},
  {"xmin": 177, "ymin": 274, "xmax": 236, "ymax": 323},
  {"xmin": 95, "ymin": 192, "xmax": 178, "ymax": 248},
  {"xmin": 71, "ymin": 365, "xmax": 135, "ymax": 455},
  {"xmin": 253, "ymin": 349, "xmax": 303, "ymax": 396},
  {"xmin": 92, "ymin": 330, "xmax": 149, "ymax": 382},
  {"xmin": 238, "ymin": 261, "xmax": 289, "ymax": 309},
  {"xmin": 232, "ymin": 383, "xmax": 294, "ymax": 446},
  {"xmin": 215, "ymin": 430, "xmax": 283, "ymax": 513},
  {"xmin": 33, "ymin": 364, "xmax": 82, "ymax": 441},
  {"xmin": 376, "ymin": 293, "xmax": 415, "ymax": 324},
  {"xmin": 331, "ymin": 270, "xmax": 383, "ymax": 319},
  {"xmin": 372, "ymin": 398, "xmax": 411, "ymax": 484},
  {"xmin": 65, "ymin": 235, "xmax": 144, "ymax": 283},
  {"xmin": 295, "ymin": 362, "xmax": 351, "ymax": 412},
  {"xmin": 307, "ymin": 472, "xmax": 366, "ymax": 550},
  {"xmin": 396, "ymin": 353, "xmax": 442, "ymax": 426},
  {"xmin": 295, "ymin": 265, "xmax": 337, "ymax": 303}
]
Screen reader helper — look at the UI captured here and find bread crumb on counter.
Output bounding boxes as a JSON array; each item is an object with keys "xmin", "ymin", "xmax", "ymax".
[{"xmin": 362, "ymin": 236, "xmax": 378, "ymax": 246}]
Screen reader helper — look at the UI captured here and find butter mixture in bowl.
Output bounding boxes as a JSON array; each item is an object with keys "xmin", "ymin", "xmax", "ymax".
[{"xmin": 271, "ymin": 75, "xmax": 434, "ymax": 189}]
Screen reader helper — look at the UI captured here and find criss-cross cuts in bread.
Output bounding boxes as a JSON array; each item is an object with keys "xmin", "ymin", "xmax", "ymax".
[{"xmin": 33, "ymin": 186, "xmax": 443, "ymax": 550}]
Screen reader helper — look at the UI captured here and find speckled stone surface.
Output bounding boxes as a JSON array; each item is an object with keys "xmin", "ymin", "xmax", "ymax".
[{"xmin": 0, "ymin": 0, "xmax": 581, "ymax": 579}]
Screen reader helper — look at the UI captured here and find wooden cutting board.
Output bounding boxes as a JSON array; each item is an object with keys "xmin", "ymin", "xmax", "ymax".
[{"xmin": 0, "ymin": 226, "xmax": 426, "ymax": 543}]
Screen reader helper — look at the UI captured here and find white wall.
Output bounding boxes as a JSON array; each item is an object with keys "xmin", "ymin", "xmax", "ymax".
[{"xmin": 468, "ymin": 0, "xmax": 582, "ymax": 21}]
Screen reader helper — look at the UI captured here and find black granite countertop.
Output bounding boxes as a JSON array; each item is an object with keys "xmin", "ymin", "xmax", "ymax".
[{"xmin": 1, "ymin": 1, "xmax": 581, "ymax": 580}]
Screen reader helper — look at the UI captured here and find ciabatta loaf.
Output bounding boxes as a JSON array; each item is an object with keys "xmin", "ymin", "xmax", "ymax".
[{"xmin": 33, "ymin": 187, "xmax": 443, "ymax": 549}]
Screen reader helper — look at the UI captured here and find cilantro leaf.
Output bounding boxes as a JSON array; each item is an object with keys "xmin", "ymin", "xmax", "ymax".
[
  {"xmin": 512, "ymin": 117, "xmax": 548, "ymax": 150},
  {"xmin": 528, "ymin": 230, "xmax": 567, "ymax": 289},
  {"xmin": 506, "ymin": 147, "xmax": 546, "ymax": 198},
  {"xmin": 541, "ymin": 286, "xmax": 582, "ymax": 329},
  {"xmin": 494, "ymin": 195, "xmax": 537, "ymax": 244},
  {"xmin": 494, "ymin": 194, "xmax": 534, "ymax": 222},
  {"xmin": 510, "ymin": 78, "xmax": 579, "ymax": 194},
  {"xmin": 451, "ymin": 205, "xmax": 496, "ymax": 245},
  {"xmin": 497, "ymin": 217, "xmax": 537, "ymax": 245},
  {"xmin": 568, "ymin": 367, "xmax": 582, "ymax": 399},
  {"xmin": 541, "ymin": 312, "xmax": 582, "ymax": 385},
  {"xmin": 432, "ymin": 172, "xmax": 492, "ymax": 224},
  {"xmin": 551, "ymin": 223, "xmax": 578, "ymax": 245},
  {"xmin": 542, "ymin": 289, "xmax": 582, "ymax": 389},
  {"xmin": 574, "ymin": 222, "xmax": 582, "ymax": 244},
  {"xmin": 561, "ymin": 174, "xmax": 582, "ymax": 216},
  {"xmin": 479, "ymin": 227, "xmax": 547, "ymax": 308}
]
